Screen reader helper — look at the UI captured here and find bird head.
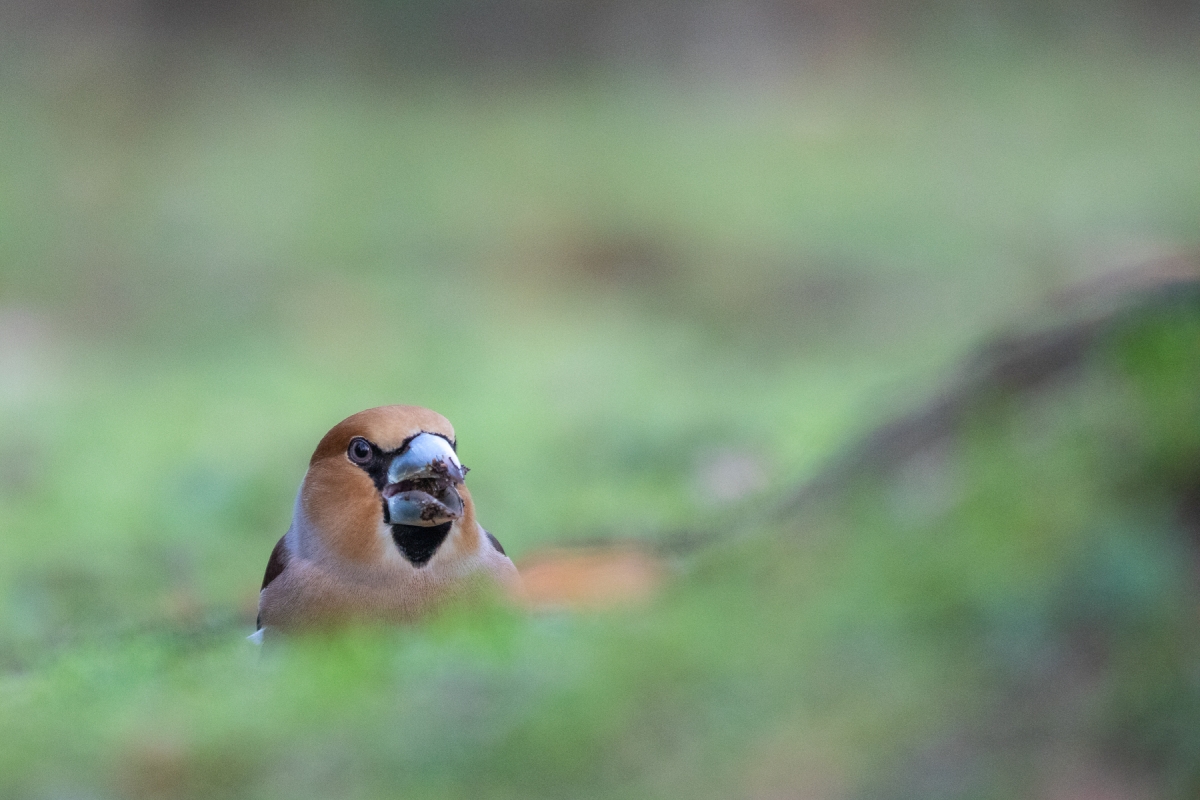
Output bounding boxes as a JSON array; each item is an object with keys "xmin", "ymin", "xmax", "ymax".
[{"xmin": 299, "ymin": 405, "xmax": 476, "ymax": 567}]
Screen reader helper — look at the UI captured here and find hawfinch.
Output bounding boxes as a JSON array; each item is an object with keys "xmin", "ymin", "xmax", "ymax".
[{"xmin": 252, "ymin": 405, "xmax": 519, "ymax": 638}]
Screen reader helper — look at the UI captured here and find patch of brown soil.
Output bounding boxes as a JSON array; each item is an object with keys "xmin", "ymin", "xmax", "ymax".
[{"xmin": 517, "ymin": 546, "xmax": 665, "ymax": 611}]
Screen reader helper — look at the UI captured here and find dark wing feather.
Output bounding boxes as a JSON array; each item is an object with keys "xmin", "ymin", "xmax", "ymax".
[
  {"xmin": 484, "ymin": 530, "xmax": 506, "ymax": 556},
  {"xmin": 261, "ymin": 535, "xmax": 290, "ymax": 590},
  {"xmin": 257, "ymin": 535, "xmax": 290, "ymax": 630}
]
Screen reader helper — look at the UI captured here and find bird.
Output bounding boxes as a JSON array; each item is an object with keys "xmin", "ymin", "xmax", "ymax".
[{"xmin": 251, "ymin": 405, "xmax": 520, "ymax": 639}]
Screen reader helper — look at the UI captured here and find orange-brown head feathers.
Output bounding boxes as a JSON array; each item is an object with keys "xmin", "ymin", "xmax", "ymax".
[
  {"xmin": 309, "ymin": 406, "xmax": 456, "ymax": 465},
  {"xmin": 299, "ymin": 405, "xmax": 474, "ymax": 566}
]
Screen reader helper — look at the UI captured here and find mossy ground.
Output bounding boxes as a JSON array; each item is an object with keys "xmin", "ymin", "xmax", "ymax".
[{"xmin": 1, "ymin": 34, "xmax": 1199, "ymax": 799}]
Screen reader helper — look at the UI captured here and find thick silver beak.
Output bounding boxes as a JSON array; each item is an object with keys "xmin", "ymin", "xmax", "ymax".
[{"xmin": 382, "ymin": 433, "xmax": 467, "ymax": 526}]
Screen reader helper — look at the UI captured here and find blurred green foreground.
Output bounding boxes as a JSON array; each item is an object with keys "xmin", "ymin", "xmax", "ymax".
[{"xmin": 2, "ymin": 25, "xmax": 1200, "ymax": 800}]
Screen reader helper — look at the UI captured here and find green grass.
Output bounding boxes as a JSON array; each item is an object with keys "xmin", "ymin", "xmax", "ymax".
[{"xmin": 1, "ymin": 34, "xmax": 1199, "ymax": 798}]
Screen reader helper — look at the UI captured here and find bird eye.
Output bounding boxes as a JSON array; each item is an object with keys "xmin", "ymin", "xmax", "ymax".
[{"xmin": 347, "ymin": 437, "xmax": 373, "ymax": 465}]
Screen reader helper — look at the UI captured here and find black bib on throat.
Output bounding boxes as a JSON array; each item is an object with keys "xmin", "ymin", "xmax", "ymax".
[{"xmin": 391, "ymin": 522, "xmax": 452, "ymax": 567}]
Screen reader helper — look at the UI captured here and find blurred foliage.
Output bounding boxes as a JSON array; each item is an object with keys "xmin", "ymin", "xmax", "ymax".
[
  {"xmin": 5, "ymin": 0, "xmax": 1199, "ymax": 72},
  {"xmin": 1, "ymin": 13, "xmax": 1200, "ymax": 799},
  {"xmin": 2, "ymin": 286, "xmax": 1198, "ymax": 799}
]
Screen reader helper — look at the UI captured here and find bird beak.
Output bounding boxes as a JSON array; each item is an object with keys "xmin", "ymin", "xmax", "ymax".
[{"xmin": 382, "ymin": 433, "xmax": 468, "ymax": 526}]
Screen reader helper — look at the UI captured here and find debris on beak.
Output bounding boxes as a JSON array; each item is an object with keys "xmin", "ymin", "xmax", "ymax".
[{"xmin": 383, "ymin": 433, "xmax": 467, "ymax": 525}]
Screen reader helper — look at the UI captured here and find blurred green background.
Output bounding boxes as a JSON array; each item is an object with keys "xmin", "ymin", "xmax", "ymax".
[{"xmin": 2, "ymin": 1, "xmax": 1200, "ymax": 797}]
